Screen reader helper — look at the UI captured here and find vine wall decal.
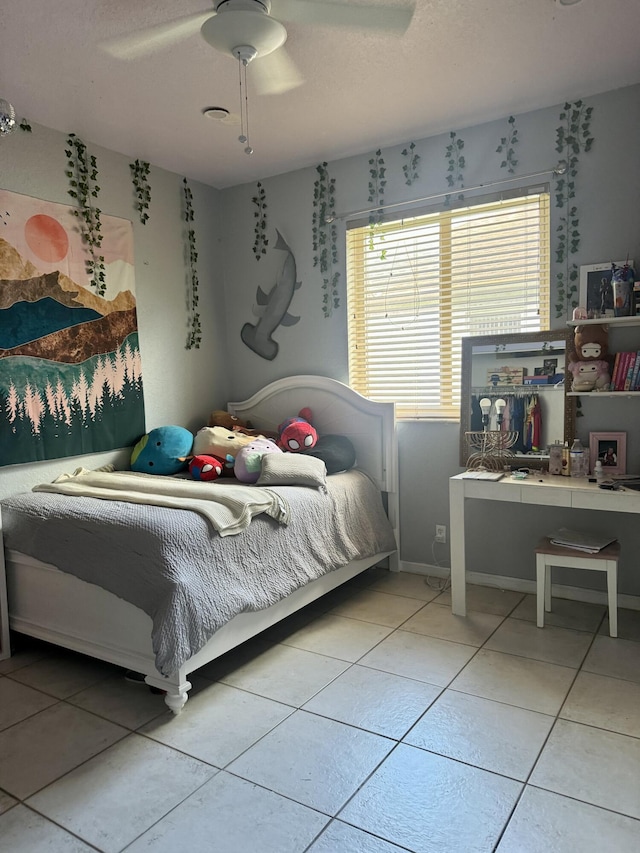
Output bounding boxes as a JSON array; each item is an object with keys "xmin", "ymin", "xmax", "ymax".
[
  {"xmin": 444, "ymin": 131, "xmax": 465, "ymax": 205},
  {"xmin": 401, "ymin": 142, "xmax": 421, "ymax": 186},
  {"xmin": 252, "ymin": 181, "xmax": 268, "ymax": 260},
  {"xmin": 312, "ymin": 162, "xmax": 340, "ymax": 317},
  {"xmin": 64, "ymin": 133, "xmax": 106, "ymax": 295},
  {"xmin": 182, "ymin": 178, "xmax": 202, "ymax": 349},
  {"xmin": 130, "ymin": 159, "xmax": 151, "ymax": 225},
  {"xmin": 496, "ymin": 116, "xmax": 519, "ymax": 174},
  {"xmin": 368, "ymin": 148, "xmax": 387, "ymax": 255},
  {"xmin": 554, "ymin": 100, "xmax": 594, "ymax": 318}
]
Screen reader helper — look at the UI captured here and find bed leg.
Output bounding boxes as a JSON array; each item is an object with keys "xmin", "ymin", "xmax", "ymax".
[
  {"xmin": 163, "ymin": 686, "xmax": 191, "ymax": 715},
  {"xmin": 145, "ymin": 674, "xmax": 192, "ymax": 715}
]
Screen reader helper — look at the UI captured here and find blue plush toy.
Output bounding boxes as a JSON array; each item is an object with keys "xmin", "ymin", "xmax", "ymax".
[{"xmin": 130, "ymin": 425, "xmax": 194, "ymax": 475}]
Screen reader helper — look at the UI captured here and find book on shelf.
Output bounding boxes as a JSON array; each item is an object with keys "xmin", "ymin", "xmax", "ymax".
[
  {"xmin": 630, "ymin": 350, "xmax": 640, "ymax": 390},
  {"xmin": 616, "ymin": 351, "xmax": 631, "ymax": 390},
  {"xmin": 624, "ymin": 352, "xmax": 637, "ymax": 390},
  {"xmin": 608, "ymin": 350, "xmax": 640, "ymax": 391},
  {"xmin": 609, "ymin": 352, "xmax": 621, "ymax": 390},
  {"xmin": 547, "ymin": 527, "xmax": 617, "ymax": 554}
]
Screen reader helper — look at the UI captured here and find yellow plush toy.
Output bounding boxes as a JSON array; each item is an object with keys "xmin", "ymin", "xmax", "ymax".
[{"xmin": 192, "ymin": 426, "xmax": 256, "ymax": 477}]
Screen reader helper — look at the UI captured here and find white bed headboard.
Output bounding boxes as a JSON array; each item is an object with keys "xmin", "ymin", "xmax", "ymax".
[{"xmin": 228, "ymin": 375, "xmax": 397, "ymax": 495}]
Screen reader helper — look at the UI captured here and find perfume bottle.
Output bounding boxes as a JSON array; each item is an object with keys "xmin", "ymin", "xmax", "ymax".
[{"xmin": 570, "ymin": 438, "xmax": 587, "ymax": 478}]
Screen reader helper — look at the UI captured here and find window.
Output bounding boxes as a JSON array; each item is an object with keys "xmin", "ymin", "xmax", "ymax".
[{"xmin": 346, "ymin": 190, "xmax": 550, "ymax": 419}]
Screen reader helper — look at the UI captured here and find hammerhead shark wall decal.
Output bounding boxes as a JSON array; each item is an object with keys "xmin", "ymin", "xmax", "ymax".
[{"xmin": 241, "ymin": 229, "xmax": 301, "ymax": 361}]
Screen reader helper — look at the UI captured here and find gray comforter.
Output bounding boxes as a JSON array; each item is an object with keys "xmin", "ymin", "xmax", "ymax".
[{"xmin": 1, "ymin": 471, "xmax": 396, "ymax": 675}]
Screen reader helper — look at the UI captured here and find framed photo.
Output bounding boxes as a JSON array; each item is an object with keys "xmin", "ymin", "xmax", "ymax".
[
  {"xmin": 579, "ymin": 261, "xmax": 635, "ymax": 319},
  {"xmin": 542, "ymin": 358, "xmax": 558, "ymax": 375},
  {"xmin": 589, "ymin": 431, "xmax": 626, "ymax": 476}
]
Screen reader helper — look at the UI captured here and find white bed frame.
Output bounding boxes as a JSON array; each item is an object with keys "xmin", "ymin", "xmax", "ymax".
[{"xmin": 1, "ymin": 375, "xmax": 398, "ymax": 714}]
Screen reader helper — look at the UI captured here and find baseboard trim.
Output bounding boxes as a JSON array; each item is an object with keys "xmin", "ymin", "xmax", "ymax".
[{"xmin": 399, "ymin": 560, "xmax": 640, "ymax": 612}]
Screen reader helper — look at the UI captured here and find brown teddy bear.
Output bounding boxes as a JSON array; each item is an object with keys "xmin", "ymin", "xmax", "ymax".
[
  {"xmin": 207, "ymin": 409, "xmax": 278, "ymax": 439},
  {"xmin": 570, "ymin": 323, "xmax": 609, "ymax": 363},
  {"xmin": 208, "ymin": 409, "xmax": 253, "ymax": 431}
]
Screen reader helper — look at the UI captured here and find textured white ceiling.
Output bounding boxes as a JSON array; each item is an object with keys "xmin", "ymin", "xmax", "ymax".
[{"xmin": 2, "ymin": 0, "xmax": 640, "ymax": 189}]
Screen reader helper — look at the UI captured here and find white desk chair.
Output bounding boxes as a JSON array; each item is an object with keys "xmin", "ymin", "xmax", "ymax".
[{"xmin": 535, "ymin": 537, "xmax": 620, "ymax": 637}]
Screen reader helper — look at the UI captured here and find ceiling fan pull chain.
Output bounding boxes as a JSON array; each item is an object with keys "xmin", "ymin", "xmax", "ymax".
[
  {"xmin": 237, "ymin": 56, "xmax": 246, "ymax": 143},
  {"xmin": 237, "ymin": 55, "xmax": 253, "ymax": 155},
  {"xmin": 242, "ymin": 60, "xmax": 253, "ymax": 155}
]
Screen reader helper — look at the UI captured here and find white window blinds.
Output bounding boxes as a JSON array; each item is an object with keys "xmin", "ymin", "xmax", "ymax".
[{"xmin": 346, "ymin": 191, "xmax": 550, "ymax": 420}]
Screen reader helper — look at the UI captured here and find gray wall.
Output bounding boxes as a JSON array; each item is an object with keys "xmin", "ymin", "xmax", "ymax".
[
  {"xmin": 219, "ymin": 83, "xmax": 640, "ymax": 597},
  {"xmin": 2, "ymin": 85, "xmax": 639, "ymax": 597},
  {"xmin": 0, "ymin": 123, "xmax": 230, "ymax": 498}
]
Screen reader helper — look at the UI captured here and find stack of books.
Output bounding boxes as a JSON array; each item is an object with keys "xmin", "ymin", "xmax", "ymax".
[
  {"xmin": 609, "ymin": 350, "xmax": 640, "ymax": 391},
  {"xmin": 548, "ymin": 528, "xmax": 617, "ymax": 554}
]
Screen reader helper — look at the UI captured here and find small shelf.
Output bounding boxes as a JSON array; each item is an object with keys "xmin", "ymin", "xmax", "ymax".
[
  {"xmin": 567, "ymin": 390, "xmax": 640, "ymax": 397},
  {"xmin": 567, "ymin": 316, "xmax": 640, "ymax": 328},
  {"xmin": 473, "ymin": 383, "xmax": 564, "ymax": 392}
]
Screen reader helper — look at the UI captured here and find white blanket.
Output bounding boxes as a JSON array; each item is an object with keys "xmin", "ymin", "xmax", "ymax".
[{"xmin": 33, "ymin": 467, "xmax": 289, "ymax": 536}]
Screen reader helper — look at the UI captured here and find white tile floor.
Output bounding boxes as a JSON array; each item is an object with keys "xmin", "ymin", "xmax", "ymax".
[{"xmin": 1, "ymin": 570, "xmax": 639, "ymax": 852}]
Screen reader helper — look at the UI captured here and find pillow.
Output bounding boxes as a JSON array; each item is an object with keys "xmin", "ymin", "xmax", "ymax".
[
  {"xmin": 256, "ymin": 452, "xmax": 327, "ymax": 488},
  {"xmin": 303, "ymin": 434, "xmax": 356, "ymax": 474}
]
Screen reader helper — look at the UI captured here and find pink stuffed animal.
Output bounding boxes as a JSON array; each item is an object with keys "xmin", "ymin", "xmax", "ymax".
[
  {"xmin": 568, "ymin": 323, "xmax": 611, "ymax": 391},
  {"xmin": 568, "ymin": 359, "xmax": 610, "ymax": 391}
]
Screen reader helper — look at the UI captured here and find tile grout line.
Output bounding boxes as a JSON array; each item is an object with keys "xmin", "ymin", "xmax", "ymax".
[{"xmin": 490, "ymin": 606, "xmax": 629, "ymax": 850}]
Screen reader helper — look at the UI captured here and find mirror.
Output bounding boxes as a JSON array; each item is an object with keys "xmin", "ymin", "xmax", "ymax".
[{"xmin": 459, "ymin": 329, "xmax": 576, "ymax": 470}]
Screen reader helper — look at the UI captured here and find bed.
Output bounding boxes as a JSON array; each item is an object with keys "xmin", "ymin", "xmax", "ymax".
[{"xmin": 0, "ymin": 375, "xmax": 398, "ymax": 714}]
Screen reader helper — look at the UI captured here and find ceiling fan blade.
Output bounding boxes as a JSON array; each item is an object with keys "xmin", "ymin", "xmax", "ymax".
[
  {"xmin": 100, "ymin": 11, "xmax": 213, "ymax": 60},
  {"xmin": 271, "ymin": 0, "xmax": 415, "ymax": 35},
  {"xmin": 252, "ymin": 48, "xmax": 304, "ymax": 96}
]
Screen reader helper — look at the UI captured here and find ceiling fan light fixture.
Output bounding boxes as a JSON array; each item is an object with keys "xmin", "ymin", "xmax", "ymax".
[{"xmin": 201, "ymin": 9, "xmax": 286, "ymax": 59}]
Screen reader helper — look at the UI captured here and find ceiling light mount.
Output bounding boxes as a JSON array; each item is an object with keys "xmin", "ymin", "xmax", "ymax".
[
  {"xmin": 216, "ymin": 0, "xmax": 270, "ymax": 12},
  {"xmin": 233, "ymin": 45, "xmax": 258, "ymax": 65},
  {"xmin": 201, "ymin": 2, "xmax": 286, "ymax": 60}
]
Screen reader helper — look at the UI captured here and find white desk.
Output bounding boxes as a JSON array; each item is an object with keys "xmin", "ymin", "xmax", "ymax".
[{"xmin": 449, "ymin": 473, "xmax": 640, "ymax": 616}]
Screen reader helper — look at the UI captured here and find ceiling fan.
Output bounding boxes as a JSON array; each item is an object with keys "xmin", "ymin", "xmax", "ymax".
[{"xmin": 103, "ymin": 0, "xmax": 416, "ymax": 96}]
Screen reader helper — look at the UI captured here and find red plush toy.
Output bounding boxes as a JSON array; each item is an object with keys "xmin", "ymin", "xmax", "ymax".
[
  {"xmin": 189, "ymin": 454, "xmax": 224, "ymax": 481},
  {"xmin": 278, "ymin": 407, "xmax": 318, "ymax": 452}
]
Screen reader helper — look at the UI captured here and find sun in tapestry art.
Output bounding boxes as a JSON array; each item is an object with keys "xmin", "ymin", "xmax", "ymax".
[{"xmin": 0, "ymin": 189, "xmax": 145, "ymax": 467}]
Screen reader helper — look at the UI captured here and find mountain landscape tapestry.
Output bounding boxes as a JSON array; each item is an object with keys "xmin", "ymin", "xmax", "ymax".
[{"xmin": 0, "ymin": 190, "xmax": 145, "ymax": 467}]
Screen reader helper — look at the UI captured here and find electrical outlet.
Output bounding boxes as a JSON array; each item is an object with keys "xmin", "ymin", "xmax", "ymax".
[{"xmin": 435, "ymin": 524, "xmax": 447, "ymax": 544}]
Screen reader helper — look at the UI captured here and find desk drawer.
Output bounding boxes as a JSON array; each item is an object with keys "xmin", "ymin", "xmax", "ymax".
[
  {"xmin": 572, "ymin": 490, "xmax": 636, "ymax": 513},
  {"xmin": 521, "ymin": 487, "xmax": 572, "ymax": 507},
  {"xmin": 464, "ymin": 481, "xmax": 522, "ymax": 501}
]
